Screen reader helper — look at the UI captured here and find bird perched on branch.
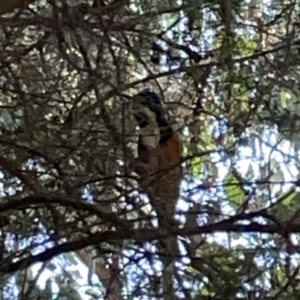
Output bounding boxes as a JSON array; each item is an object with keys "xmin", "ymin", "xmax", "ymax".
[{"xmin": 132, "ymin": 90, "xmax": 182, "ymax": 269}]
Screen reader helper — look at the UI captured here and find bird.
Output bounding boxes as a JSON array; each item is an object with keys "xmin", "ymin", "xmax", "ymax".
[{"xmin": 132, "ymin": 89, "xmax": 183, "ymax": 280}]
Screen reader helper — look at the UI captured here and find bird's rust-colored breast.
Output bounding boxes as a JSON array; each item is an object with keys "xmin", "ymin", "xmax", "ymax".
[
  {"xmin": 136, "ymin": 131, "xmax": 182, "ymax": 175},
  {"xmin": 136, "ymin": 131, "xmax": 182, "ymax": 218}
]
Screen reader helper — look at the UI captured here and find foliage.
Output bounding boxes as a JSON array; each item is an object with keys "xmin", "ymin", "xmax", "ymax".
[{"xmin": 0, "ymin": 0, "xmax": 300, "ymax": 299}]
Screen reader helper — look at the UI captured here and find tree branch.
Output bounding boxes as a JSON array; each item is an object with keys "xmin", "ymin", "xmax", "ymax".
[
  {"xmin": 0, "ymin": 0, "xmax": 36, "ymax": 15},
  {"xmin": 1, "ymin": 194, "xmax": 129, "ymax": 228},
  {"xmin": 0, "ymin": 217, "xmax": 298, "ymax": 273}
]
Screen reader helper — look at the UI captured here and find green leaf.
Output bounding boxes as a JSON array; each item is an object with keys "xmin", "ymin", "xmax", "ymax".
[
  {"xmin": 271, "ymin": 188, "xmax": 300, "ymax": 221},
  {"xmin": 190, "ymin": 156, "xmax": 202, "ymax": 176},
  {"xmin": 236, "ymin": 37, "xmax": 257, "ymax": 56},
  {"xmin": 223, "ymin": 172, "xmax": 244, "ymax": 206}
]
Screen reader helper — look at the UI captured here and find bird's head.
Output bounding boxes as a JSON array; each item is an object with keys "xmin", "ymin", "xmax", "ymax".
[
  {"xmin": 132, "ymin": 90, "xmax": 172, "ymax": 149},
  {"xmin": 132, "ymin": 90, "xmax": 167, "ymax": 129}
]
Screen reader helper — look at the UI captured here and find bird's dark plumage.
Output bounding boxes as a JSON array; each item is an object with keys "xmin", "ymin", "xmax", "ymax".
[
  {"xmin": 133, "ymin": 90, "xmax": 163, "ymax": 113},
  {"xmin": 133, "ymin": 90, "xmax": 174, "ymax": 147}
]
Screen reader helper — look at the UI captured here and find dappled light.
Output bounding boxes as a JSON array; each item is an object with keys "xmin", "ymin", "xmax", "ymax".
[{"xmin": 0, "ymin": 0, "xmax": 299, "ymax": 299}]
